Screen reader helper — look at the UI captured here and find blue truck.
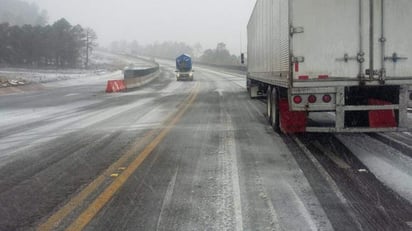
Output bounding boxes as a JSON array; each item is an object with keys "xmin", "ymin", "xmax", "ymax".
[{"xmin": 175, "ymin": 54, "xmax": 194, "ymax": 81}]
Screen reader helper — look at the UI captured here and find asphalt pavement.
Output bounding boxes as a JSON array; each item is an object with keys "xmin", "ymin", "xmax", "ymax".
[{"xmin": 0, "ymin": 62, "xmax": 411, "ymax": 231}]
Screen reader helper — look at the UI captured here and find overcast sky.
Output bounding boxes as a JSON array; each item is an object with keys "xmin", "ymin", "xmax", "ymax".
[{"xmin": 28, "ymin": 0, "xmax": 256, "ymax": 54}]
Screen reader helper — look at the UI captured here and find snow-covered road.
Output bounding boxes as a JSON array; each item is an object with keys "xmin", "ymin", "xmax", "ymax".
[{"xmin": 0, "ymin": 58, "xmax": 411, "ymax": 230}]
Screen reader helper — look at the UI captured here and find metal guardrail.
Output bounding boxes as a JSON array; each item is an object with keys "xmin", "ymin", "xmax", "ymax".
[
  {"xmin": 121, "ymin": 61, "xmax": 160, "ymax": 90},
  {"xmin": 123, "ymin": 64, "xmax": 159, "ymax": 79},
  {"xmin": 196, "ymin": 62, "xmax": 247, "ymax": 72}
]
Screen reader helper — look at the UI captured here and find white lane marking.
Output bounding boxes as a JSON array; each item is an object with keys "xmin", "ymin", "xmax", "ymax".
[
  {"xmin": 255, "ymin": 175, "xmax": 282, "ymax": 231},
  {"xmin": 65, "ymin": 93, "xmax": 80, "ymax": 97},
  {"xmin": 224, "ymin": 112, "xmax": 244, "ymax": 231},
  {"xmin": 156, "ymin": 167, "xmax": 179, "ymax": 231},
  {"xmin": 285, "ymin": 182, "xmax": 318, "ymax": 231},
  {"xmin": 293, "ymin": 136, "xmax": 363, "ymax": 230},
  {"xmin": 216, "ymin": 72, "xmax": 333, "ymax": 230}
]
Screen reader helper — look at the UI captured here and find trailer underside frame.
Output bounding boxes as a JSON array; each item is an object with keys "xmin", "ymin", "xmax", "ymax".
[{"xmin": 248, "ymin": 75, "xmax": 412, "ymax": 133}]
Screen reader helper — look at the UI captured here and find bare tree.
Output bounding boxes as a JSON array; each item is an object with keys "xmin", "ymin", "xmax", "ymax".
[
  {"xmin": 200, "ymin": 42, "xmax": 239, "ymax": 65},
  {"xmin": 193, "ymin": 43, "xmax": 203, "ymax": 59},
  {"xmin": 84, "ymin": 28, "xmax": 97, "ymax": 69}
]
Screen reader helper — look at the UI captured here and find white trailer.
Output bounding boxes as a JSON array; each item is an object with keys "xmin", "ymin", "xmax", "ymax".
[{"xmin": 247, "ymin": 0, "xmax": 412, "ymax": 133}]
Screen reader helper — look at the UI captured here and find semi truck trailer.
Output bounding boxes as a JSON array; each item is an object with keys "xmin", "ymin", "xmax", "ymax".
[
  {"xmin": 246, "ymin": 0, "xmax": 412, "ymax": 133},
  {"xmin": 176, "ymin": 54, "xmax": 194, "ymax": 81}
]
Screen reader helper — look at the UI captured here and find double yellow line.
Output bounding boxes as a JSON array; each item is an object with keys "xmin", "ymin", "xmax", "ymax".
[{"xmin": 37, "ymin": 83, "xmax": 200, "ymax": 231}]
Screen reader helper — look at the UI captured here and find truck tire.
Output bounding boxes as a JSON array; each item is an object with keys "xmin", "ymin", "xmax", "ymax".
[
  {"xmin": 271, "ymin": 87, "xmax": 280, "ymax": 132},
  {"xmin": 267, "ymin": 86, "xmax": 272, "ymax": 124}
]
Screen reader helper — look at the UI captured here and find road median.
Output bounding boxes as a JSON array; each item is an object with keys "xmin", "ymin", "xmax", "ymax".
[{"xmin": 106, "ymin": 62, "xmax": 160, "ymax": 93}]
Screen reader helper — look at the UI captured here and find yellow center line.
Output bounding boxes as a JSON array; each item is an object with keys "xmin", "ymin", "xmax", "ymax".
[
  {"xmin": 65, "ymin": 84, "xmax": 199, "ymax": 231},
  {"xmin": 37, "ymin": 83, "xmax": 200, "ymax": 231}
]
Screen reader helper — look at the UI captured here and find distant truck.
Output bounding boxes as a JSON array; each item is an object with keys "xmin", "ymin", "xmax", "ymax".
[
  {"xmin": 175, "ymin": 54, "xmax": 194, "ymax": 81},
  {"xmin": 246, "ymin": 0, "xmax": 412, "ymax": 133}
]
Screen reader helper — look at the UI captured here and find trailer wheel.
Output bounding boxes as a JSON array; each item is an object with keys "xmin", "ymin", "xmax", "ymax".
[
  {"xmin": 271, "ymin": 87, "xmax": 280, "ymax": 132},
  {"xmin": 267, "ymin": 86, "xmax": 272, "ymax": 124}
]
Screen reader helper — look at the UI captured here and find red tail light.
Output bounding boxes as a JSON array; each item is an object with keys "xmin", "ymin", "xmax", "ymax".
[
  {"xmin": 308, "ymin": 95, "xmax": 317, "ymax": 103},
  {"xmin": 322, "ymin": 94, "xmax": 332, "ymax": 103},
  {"xmin": 293, "ymin": 96, "xmax": 302, "ymax": 104}
]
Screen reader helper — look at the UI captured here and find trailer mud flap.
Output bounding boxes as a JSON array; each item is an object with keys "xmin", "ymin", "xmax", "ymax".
[
  {"xmin": 368, "ymin": 99, "xmax": 397, "ymax": 128},
  {"xmin": 279, "ymin": 99, "xmax": 307, "ymax": 133}
]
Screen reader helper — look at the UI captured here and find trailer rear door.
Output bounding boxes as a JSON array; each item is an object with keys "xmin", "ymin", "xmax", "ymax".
[
  {"xmin": 291, "ymin": 0, "xmax": 362, "ymax": 80},
  {"xmin": 380, "ymin": 0, "xmax": 412, "ymax": 78},
  {"xmin": 292, "ymin": 0, "xmax": 412, "ymax": 83}
]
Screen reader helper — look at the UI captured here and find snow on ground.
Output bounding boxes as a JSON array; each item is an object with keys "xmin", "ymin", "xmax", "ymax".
[
  {"xmin": 93, "ymin": 50, "xmax": 155, "ymax": 69},
  {"xmin": 0, "ymin": 100, "xmax": 98, "ymax": 129},
  {"xmin": 336, "ymin": 133, "xmax": 412, "ymax": 203},
  {"xmin": 0, "ymin": 51, "xmax": 155, "ymax": 88},
  {"xmin": 0, "ymin": 68, "xmax": 106, "ymax": 84},
  {"xmin": 0, "ymin": 96, "xmax": 156, "ymax": 166},
  {"xmin": 42, "ymin": 70, "xmax": 123, "ymax": 88}
]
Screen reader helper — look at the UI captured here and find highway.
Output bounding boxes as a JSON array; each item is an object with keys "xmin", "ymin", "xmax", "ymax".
[{"xmin": 1, "ymin": 59, "xmax": 412, "ymax": 231}]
